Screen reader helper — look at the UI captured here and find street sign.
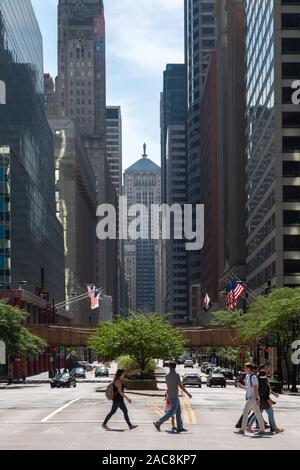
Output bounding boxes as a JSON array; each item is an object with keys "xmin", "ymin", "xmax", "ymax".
[
  {"xmin": 0, "ymin": 80, "xmax": 6, "ymax": 105},
  {"xmin": 0, "ymin": 341, "xmax": 6, "ymax": 365}
]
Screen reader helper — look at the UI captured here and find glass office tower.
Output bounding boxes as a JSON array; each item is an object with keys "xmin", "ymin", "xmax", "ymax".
[
  {"xmin": 185, "ymin": 0, "xmax": 216, "ymax": 304},
  {"xmin": 245, "ymin": 0, "xmax": 300, "ymax": 292},
  {"xmin": 0, "ymin": 0, "xmax": 65, "ymax": 301}
]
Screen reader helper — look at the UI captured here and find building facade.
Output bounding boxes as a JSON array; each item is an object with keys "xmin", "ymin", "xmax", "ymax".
[
  {"xmin": 216, "ymin": 0, "xmax": 247, "ymax": 304},
  {"xmin": 245, "ymin": 0, "xmax": 300, "ymax": 292},
  {"xmin": 184, "ymin": 0, "xmax": 217, "ymax": 317},
  {"xmin": 49, "ymin": 117, "xmax": 98, "ymax": 325},
  {"xmin": 0, "ymin": 0, "xmax": 65, "ymax": 302},
  {"xmin": 165, "ymin": 125, "xmax": 188, "ymax": 324},
  {"xmin": 197, "ymin": 51, "xmax": 218, "ymax": 323},
  {"xmin": 161, "ymin": 64, "xmax": 186, "ymax": 204},
  {"xmin": 106, "ymin": 106, "xmax": 122, "ymax": 195},
  {"xmin": 124, "ymin": 147, "xmax": 161, "ymax": 313},
  {"xmin": 56, "ymin": 0, "xmax": 118, "ymax": 305}
]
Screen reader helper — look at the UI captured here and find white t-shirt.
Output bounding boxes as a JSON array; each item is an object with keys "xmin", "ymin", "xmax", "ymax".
[{"xmin": 245, "ymin": 373, "xmax": 258, "ymax": 400}]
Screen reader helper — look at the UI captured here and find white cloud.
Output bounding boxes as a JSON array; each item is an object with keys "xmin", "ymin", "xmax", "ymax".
[{"xmin": 104, "ymin": 0, "xmax": 184, "ymax": 73}]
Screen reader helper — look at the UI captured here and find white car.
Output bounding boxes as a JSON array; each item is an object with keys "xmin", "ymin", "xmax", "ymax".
[{"xmin": 184, "ymin": 360, "xmax": 194, "ymax": 368}]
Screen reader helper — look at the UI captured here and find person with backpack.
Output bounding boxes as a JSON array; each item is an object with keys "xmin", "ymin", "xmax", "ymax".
[
  {"xmin": 235, "ymin": 363, "xmax": 265, "ymax": 436},
  {"xmin": 247, "ymin": 370, "xmax": 284, "ymax": 434},
  {"xmin": 102, "ymin": 369, "xmax": 138, "ymax": 431}
]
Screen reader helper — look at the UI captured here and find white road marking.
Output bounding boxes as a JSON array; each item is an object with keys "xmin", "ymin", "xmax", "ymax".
[{"xmin": 41, "ymin": 397, "xmax": 81, "ymax": 423}]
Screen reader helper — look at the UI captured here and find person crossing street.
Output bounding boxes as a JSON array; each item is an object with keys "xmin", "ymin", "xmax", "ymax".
[{"xmin": 153, "ymin": 361, "xmax": 192, "ymax": 433}]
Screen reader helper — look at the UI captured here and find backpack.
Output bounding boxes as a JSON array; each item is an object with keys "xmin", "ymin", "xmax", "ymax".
[
  {"xmin": 105, "ymin": 382, "xmax": 115, "ymax": 401},
  {"xmin": 258, "ymin": 377, "xmax": 270, "ymax": 400}
]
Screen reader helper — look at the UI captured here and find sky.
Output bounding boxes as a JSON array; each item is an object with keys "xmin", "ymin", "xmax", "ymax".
[{"xmin": 31, "ymin": 0, "xmax": 185, "ymax": 170}]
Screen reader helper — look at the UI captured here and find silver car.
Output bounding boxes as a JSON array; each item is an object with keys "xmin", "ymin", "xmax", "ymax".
[{"xmin": 182, "ymin": 371, "xmax": 202, "ymax": 388}]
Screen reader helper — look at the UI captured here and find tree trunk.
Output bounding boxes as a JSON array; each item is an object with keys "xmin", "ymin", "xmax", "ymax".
[
  {"xmin": 139, "ymin": 359, "xmax": 146, "ymax": 380},
  {"xmin": 277, "ymin": 344, "xmax": 283, "ymax": 383},
  {"xmin": 284, "ymin": 355, "xmax": 291, "ymax": 390}
]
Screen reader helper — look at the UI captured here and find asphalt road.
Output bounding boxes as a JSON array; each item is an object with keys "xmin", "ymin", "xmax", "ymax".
[{"xmin": 0, "ymin": 364, "xmax": 300, "ymax": 450}]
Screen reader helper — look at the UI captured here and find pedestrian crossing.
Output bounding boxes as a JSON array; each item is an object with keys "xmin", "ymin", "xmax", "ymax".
[{"xmin": 146, "ymin": 398, "xmax": 197, "ymax": 425}]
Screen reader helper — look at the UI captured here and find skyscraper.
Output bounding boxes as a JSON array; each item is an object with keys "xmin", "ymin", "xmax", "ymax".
[
  {"xmin": 0, "ymin": 0, "xmax": 65, "ymax": 301},
  {"xmin": 185, "ymin": 0, "xmax": 217, "ymax": 315},
  {"xmin": 106, "ymin": 106, "xmax": 122, "ymax": 195},
  {"xmin": 196, "ymin": 51, "xmax": 218, "ymax": 323},
  {"xmin": 160, "ymin": 64, "xmax": 188, "ymax": 322},
  {"xmin": 215, "ymin": 0, "xmax": 247, "ymax": 300},
  {"xmin": 49, "ymin": 116, "xmax": 98, "ymax": 325},
  {"xmin": 57, "ymin": 0, "xmax": 117, "ymax": 300},
  {"xmin": 165, "ymin": 125, "xmax": 188, "ymax": 324},
  {"xmin": 124, "ymin": 146, "xmax": 161, "ymax": 313},
  {"xmin": 245, "ymin": 0, "xmax": 300, "ymax": 292},
  {"xmin": 161, "ymin": 64, "xmax": 186, "ymax": 204}
]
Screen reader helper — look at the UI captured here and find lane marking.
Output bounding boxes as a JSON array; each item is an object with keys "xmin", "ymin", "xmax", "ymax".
[
  {"xmin": 41, "ymin": 397, "xmax": 81, "ymax": 423},
  {"xmin": 181, "ymin": 398, "xmax": 197, "ymax": 425},
  {"xmin": 147, "ymin": 399, "xmax": 164, "ymax": 417}
]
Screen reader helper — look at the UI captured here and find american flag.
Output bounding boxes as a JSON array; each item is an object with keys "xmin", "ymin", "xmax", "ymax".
[
  {"xmin": 226, "ymin": 278, "xmax": 246, "ymax": 311},
  {"xmin": 87, "ymin": 285, "xmax": 103, "ymax": 310},
  {"xmin": 202, "ymin": 292, "xmax": 212, "ymax": 312}
]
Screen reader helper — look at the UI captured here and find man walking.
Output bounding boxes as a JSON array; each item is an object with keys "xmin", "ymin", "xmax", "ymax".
[
  {"xmin": 153, "ymin": 361, "xmax": 192, "ymax": 433},
  {"xmin": 235, "ymin": 363, "xmax": 265, "ymax": 436}
]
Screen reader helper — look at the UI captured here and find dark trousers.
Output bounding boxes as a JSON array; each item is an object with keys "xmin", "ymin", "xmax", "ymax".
[{"xmin": 103, "ymin": 399, "xmax": 132, "ymax": 428}]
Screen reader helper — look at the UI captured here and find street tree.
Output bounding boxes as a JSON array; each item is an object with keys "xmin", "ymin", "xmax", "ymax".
[
  {"xmin": 88, "ymin": 312, "xmax": 186, "ymax": 378},
  {"xmin": 0, "ymin": 302, "xmax": 46, "ymax": 358},
  {"xmin": 239, "ymin": 288, "xmax": 300, "ymax": 392}
]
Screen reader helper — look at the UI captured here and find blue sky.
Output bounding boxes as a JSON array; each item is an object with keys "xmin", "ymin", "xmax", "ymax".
[{"xmin": 31, "ymin": 0, "xmax": 184, "ymax": 170}]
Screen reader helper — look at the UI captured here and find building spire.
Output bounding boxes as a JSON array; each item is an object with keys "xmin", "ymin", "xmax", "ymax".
[{"xmin": 142, "ymin": 143, "xmax": 148, "ymax": 158}]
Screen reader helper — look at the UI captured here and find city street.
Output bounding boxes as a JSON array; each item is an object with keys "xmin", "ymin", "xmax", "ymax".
[{"xmin": 1, "ymin": 366, "xmax": 300, "ymax": 450}]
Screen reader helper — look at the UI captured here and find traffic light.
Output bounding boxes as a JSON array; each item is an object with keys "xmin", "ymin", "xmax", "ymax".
[
  {"xmin": 51, "ymin": 346, "xmax": 57, "ymax": 354},
  {"xmin": 264, "ymin": 347, "xmax": 270, "ymax": 360}
]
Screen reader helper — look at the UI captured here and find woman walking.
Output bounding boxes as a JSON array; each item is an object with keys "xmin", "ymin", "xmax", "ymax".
[{"xmin": 102, "ymin": 369, "xmax": 138, "ymax": 431}]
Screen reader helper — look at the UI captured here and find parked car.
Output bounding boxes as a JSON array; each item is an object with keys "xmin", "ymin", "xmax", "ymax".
[
  {"xmin": 51, "ymin": 373, "xmax": 76, "ymax": 389},
  {"xmin": 235, "ymin": 372, "xmax": 246, "ymax": 387},
  {"xmin": 163, "ymin": 359, "xmax": 178, "ymax": 367},
  {"xmin": 182, "ymin": 371, "xmax": 202, "ymax": 388},
  {"xmin": 220, "ymin": 368, "xmax": 234, "ymax": 380},
  {"xmin": 205, "ymin": 363, "xmax": 216, "ymax": 375},
  {"xmin": 184, "ymin": 360, "xmax": 194, "ymax": 368},
  {"xmin": 70, "ymin": 367, "xmax": 86, "ymax": 379},
  {"xmin": 73, "ymin": 361, "xmax": 88, "ymax": 370},
  {"xmin": 207, "ymin": 373, "xmax": 226, "ymax": 388},
  {"xmin": 95, "ymin": 366, "xmax": 109, "ymax": 378},
  {"xmin": 176, "ymin": 356, "xmax": 186, "ymax": 365}
]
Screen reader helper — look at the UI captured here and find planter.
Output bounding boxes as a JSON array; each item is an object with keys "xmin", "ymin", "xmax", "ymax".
[{"xmin": 124, "ymin": 379, "xmax": 158, "ymax": 391}]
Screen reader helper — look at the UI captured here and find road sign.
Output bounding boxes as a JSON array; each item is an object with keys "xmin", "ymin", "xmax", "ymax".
[{"xmin": 0, "ymin": 341, "xmax": 6, "ymax": 364}]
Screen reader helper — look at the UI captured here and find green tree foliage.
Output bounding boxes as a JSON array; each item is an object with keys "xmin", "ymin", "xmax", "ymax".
[
  {"xmin": 88, "ymin": 312, "xmax": 186, "ymax": 376},
  {"xmin": 0, "ymin": 302, "xmax": 47, "ymax": 357},
  {"xmin": 210, "ymin": 310, "xmax": 242, "ymax": 328}
]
